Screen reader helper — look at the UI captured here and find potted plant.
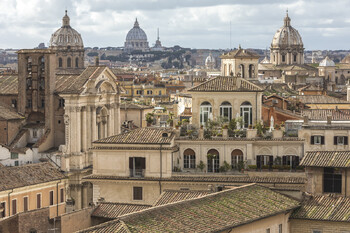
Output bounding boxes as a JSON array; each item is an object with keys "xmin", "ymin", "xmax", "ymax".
[{"xmin": 197, "ymin": 160, "xmax": 205, "ymax": 172}]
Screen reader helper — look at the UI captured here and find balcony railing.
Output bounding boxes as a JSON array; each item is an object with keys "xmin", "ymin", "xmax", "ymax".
[{"xmin": 130, "ymin": 169, "xmax": 145, "ymax": 178}]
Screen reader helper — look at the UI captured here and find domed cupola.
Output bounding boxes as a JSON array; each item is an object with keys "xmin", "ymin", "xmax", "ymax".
[
  {"xmin": 124, "ymin": 18, "xmax": 149, "ymax": 53},
  {"xmin": 205, "ymin": 53, "xmax": 216, "ymax": 69},
  {"xmin": 50, "ymin": 10, "xmax": 84, "ymax": 49},
  {"xmin": 270, "ymin": 11, "xmax": 304, "ymax": 65}
]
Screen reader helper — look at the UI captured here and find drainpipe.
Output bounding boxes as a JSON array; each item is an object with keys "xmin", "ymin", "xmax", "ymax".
[
  {"xmin": 56, "ymin": 179, "xmax": 61, "ymax": 217},
  {"xmin": 159, "ymin": 144, "xmax": 162, "ymax": 195},
  {"xmin": 345, "ymin": 169, "xmax": 347, "ymax": 197},
  {"xmin": 8, "ymin": 189, "xmax": 13, "ymax": 216},
  {"xmin": 255, "ymin": 92, "xmax": 258, "ymax": 123}
]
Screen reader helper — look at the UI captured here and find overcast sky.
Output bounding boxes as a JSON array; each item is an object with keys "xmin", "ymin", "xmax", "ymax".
[{"xmin": 1, "ymin": 0, "xmax": 350, "ymax": 50}]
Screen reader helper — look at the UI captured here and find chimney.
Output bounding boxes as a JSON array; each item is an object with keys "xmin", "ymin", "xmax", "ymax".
[{"xmin": 95, "ymin": 56, "xmax": 99, "ymax": 66}]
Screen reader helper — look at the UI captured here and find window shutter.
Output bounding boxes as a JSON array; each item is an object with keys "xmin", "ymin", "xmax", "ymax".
[
  {"xmin": 345, "ymin": 137, "xmax": 349, "ymax": 145},
  {"xmin": 311, "ymin": 136, "xmax": 314, "ymax": 145},
  {"xmin": 256, "ymin": 155, "xmax": 261, "ymax": 169},
  {"xmin": 129, "ymin": 157, "xmax": 133, "ymax": 169},
  {"xmin": 141, "ymin": 158, "xmax": 146, "ymax": 169},
  {"xmin": 334, "ymin": 136, "xmax": 338, "ymax": 145},
  {"xmin": 321, "ymin": 136, "xmax": 325, "ymax": 145}
]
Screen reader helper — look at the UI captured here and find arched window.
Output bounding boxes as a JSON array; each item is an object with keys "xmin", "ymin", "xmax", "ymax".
[
  {"xmin": 207, "ymin": 149, "xmax": 219, "ymax": 173},
  {"xmin": 58, "ymin": 57, "xmax": 63, "ymax": 68},
  {"xmin": 239, "ymin": 64, "xmax": 245, "ymax": 78},
  {"xmin": 75, "ymin": 57, "xmax": 79, "ymax": 68},
  {"xmin": 240, "ymin": 101, "xmax": 252, "ymax": 128},
  {"xmin": 282, "ymin": 54, "xmax": 286, "ymax": 62},
  {"xmin": 223, "ymin": 64, "xmax": 227, "ymax": 76},
  {"xmin": 293, "ymin": 54, "xmax": 297, "ymax": 62},
  {"xmin": 228, "ymin": 64, "xmax": 232, "ymax": 76},
  {"xmin": 220, "ymin": 101, "xmax": 232, "ymax": 121},
  {"xmin": 67, "ymin": 57, "xmax": 71, "ymax": 68},
  {"xmin": 184, "ymin": 149, "xmax": 196, "ymax": 169},
  {"xmin": 231, "ymin": 149, "xmax": 243, "ymax": 169},
  {"xmin": 200, "ymin": 102, "xmax": 212, "ymax": 126},
  {"xmin": 248, "ymin": 64, "xmax": 254, "ymax": 78}
]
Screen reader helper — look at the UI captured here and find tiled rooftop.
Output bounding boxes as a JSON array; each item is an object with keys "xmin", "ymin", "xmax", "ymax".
[
  {"xmin": 0, "ymin": 75, "xmax": 18, "ymax": 95},
  {"xmin": 94, "ymin": 127, "xmax": 174, "ymax": 145},
  {"xmin": 302, "ymin": 109, "xmax": 350, "ymax": 121},
  {"xmin": 188, "ymin": 76, "xmax": 263, "ymax": 92},
  {"xmin": 79, "ymin": 184, "xmax": 299, "ymax": 233},
  {"xmin": 55, "ymin": 66, "xmax": 108, "ymax": 94},
  {"xmin": 83, "ymin": 174, "xmax": 306, "ymax": 184},
  {"xmin": 220, "ymin": 48, "xmax": 260, "ymax": 59},
  {"xmin": 0, "ymin": 162, "xmax": 66, "ymax": 192},
  {"xmin": 0, "ymin": 104, "xmax": 23, "ymax": 120},
  {"xmin": 92, "ymin": 202, "xmax": 152, "ymax": 219},
  {"xmin": 291, "ymin": 195, "xmax": 350, "ymax": 222},
  {"xmin": 300, "ymin": 151, "xmax": 350, "ymax": 168},
  {"xmin": 297, "ymin": 95, "xmax": 348, "ymax": 104},
  {"xmin": 153, "ymin": 189, "xmax": 211, "ymax": 206}
]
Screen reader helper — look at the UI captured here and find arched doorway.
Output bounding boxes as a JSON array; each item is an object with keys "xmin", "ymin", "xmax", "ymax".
[
  {"xmin": 183, "ymin": 149, "xmax": 196, "ymax": 169},
  {"xmin": 231, "ymin": 149, "xmax": 243, "ymax": 169},
  {"xmin": 207, "ymin": 149, "xmax": 219, "ymax": 173}
]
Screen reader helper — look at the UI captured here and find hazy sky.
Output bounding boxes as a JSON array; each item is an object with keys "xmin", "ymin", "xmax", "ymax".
[{"xmin": 1, "ymin": 0, "xmax": 350, "ymax": 50}]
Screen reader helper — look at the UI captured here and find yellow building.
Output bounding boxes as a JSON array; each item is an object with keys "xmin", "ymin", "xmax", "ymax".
[{"xmin": 0, "ymin": 162, "xmax": 67, "ymax": 220}]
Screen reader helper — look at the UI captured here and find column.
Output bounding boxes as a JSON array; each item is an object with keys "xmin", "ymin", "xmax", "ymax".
[
  {"xmin": 82, "ymin": 107, "xmax": 87, "ymax": 152},
  {"xmin": 86, "ymin": 106, "xmax": 92, "ymax": 149},
  {"xmin": 114, "ymin": 102, "xmax": 120, "ymax": 134},
  {"xmin": 92, "ymin": 107, "xmax": 97, "ymax": 141},
  {"xmin": 76, "ymin": 107, "xmax": 81, "ymax": 153}
]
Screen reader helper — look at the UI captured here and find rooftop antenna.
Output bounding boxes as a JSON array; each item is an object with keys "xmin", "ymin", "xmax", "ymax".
[{"xmin": 157, "ymin": 28, "xmax": 159, "ymax": 41}]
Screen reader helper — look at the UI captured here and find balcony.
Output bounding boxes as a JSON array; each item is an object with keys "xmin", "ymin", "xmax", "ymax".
[{"xmin": 130, "ymin": 169, "xmax": 145, "ymax": 178}]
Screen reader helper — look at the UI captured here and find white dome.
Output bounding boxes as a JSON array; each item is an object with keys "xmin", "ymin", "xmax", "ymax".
[
  {"xmin": 271, "ymin": 13, "xmax": 303, "ymax": 48},
  {"xmin": 205, "ymin": 53, "xmax": 215, "ymax": 64},
  {"xmin": 319, "ymin": 56, "xmax": 335, "ymax": 67},
  {"xmin": 126, "ymin": 19, "xmax": 148, "ymax": 41},
  {"xmin": 50, "ymin": 11, "xmax": 84, "ymax": 48}
]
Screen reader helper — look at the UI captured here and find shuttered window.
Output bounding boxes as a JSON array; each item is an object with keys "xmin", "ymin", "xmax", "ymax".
[
  {"xmin": 12, "ymin": 199, "xmax": 17, "ymax": 215},
  {"xmin": 133, "ymin": 187, "xmax": 143, "ymax": 200},
  {"xmin": 49, "ymin": 191, "xmax": 54, "ymax": 206},
  {"xmin": 37, "ymin": 194, "xmax": 41, "ymax": 209},
  {"xmin": 23, "ymin": 197, "xmax": 28, "ymax": 212}
]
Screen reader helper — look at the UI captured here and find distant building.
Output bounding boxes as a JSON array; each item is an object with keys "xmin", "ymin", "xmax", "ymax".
[
  {"xmin": 124, "ymin": 19, "xmax": 149, "ymax": 53},
  {"xmin": 152, "ymin": 28, "xmax": 164, "ymax": 52}
]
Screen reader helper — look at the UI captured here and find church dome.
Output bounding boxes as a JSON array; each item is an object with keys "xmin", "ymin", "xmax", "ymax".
[
  {"xmin": 50, "ymin": 10, "xmax": 84, "ymax": 48},
  {"xmin": 319, "ymin": 56, "xmax": 335, "ymax": 67},
  {"xmin": 126, "ymin": 19, "xmax": 148, "ymax": 41},
  {"xmin": 205, "ymin": 53, "xmax": 215, "ymax": 65},
  {"xmin": 271, "ymin": 12, "xmax": 303, "ymax": 48}
]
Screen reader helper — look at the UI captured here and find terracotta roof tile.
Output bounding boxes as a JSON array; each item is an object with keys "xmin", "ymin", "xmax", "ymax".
[
  {"xmin": 92, "ymin": 202, "xmax": 151, "ymax": 219},
  {"xmin": 220, "ymin": 48, "xmax": 260, "ymax": 59},
  {"xmin": 153, "ymin": 189, "xmax": 211, "ymax": 206},
  {"xmin": 189, "ymin": 76, "xmax": 263, "ymax": 92},
  {"xmin": 94, "ymin": 127, "xmax": 174, "ymax": 145},
  {"xmin": 0, "ymin": 162, "xmax": 66, "ymax": 192},
  {"xmin": 55, "ymin": 66, "xmax": 107, "ymax": 94},
  {"xmin": 0, "ymin": 104, "xmax": 24, "ymax": 120},
  {"xmin": 83, "ymin": 174, "xmax": 306, "ymax": 184},
  {"xmin": 86, "ymin": 184, "xmax": 299, "ymax": 233},
  {"xmin": 77, "ymin": 219, "xmax": 128, "ymax": 233},
  {"xmin": 297, "ymin": 95, "xmax": 348, "ymax": 104},
  {"xmin": 302, "ymin": 109, "xmax": 350, "ymax": 121},
  {"xmin": 300, "ymin": 151, "xmax": 350, "ymax": 168},
  {"xmin": 0, "ymin": 75, "xmax": 18, "ymax": 95},
  {"xmin": 291, "ymin": 195, "xmax": 350, "ymax": 222}
]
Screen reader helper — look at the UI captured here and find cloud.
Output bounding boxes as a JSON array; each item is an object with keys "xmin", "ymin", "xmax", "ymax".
[{"xmin": 0, "ymin": 0, "xmax": 350, "ymax": 50}]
